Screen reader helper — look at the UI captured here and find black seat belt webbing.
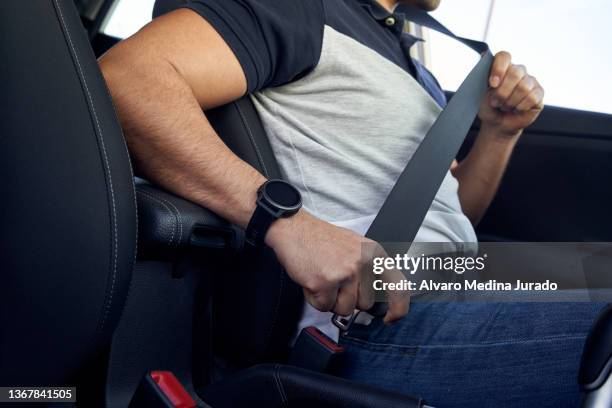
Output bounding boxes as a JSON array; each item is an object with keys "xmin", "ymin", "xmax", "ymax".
[
  {"xmin": 366, "ymin": 5, "xmax": 493, "ymax": 244},
  {"xmin": 332, "ymin": 6, "xmax": 494, "ymax": 329}
]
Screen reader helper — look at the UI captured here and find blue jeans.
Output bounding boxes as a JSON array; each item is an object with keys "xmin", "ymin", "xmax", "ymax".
[{"xmin": 332, "ymin": 301, "xmax": 605, "ymax": 408}]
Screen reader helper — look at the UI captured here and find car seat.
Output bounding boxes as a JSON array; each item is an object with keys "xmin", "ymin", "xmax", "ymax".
[
  {"xmin": 3, "ymin": 1, "xmax": 611, "ymax": 407},
  {"xmin": 0, "ymin": 0, "xmax": 136, "ymax": 391}
]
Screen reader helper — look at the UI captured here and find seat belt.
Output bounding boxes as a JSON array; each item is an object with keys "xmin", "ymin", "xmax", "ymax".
[
  {"xmin": 367, "ymin": 5, "xmax": 492, "ymax": 243},
  {"xmin": 331, "ymin": 5, "xmax": 494, "ymax": 331}
]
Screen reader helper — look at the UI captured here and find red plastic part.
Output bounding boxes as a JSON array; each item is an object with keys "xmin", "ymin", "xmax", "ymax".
[
  {"xmin": 306, "ymin": 326, "xmax": 345, "ymax": 353},
  {"xmin": 150, "ymin": 371, "xmax": 196, "ymax": 408}
]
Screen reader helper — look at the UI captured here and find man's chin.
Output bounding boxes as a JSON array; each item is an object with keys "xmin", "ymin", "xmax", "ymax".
[{"xmin": 414, "ymin": 0, "xmax": 441, "ymax": 12}]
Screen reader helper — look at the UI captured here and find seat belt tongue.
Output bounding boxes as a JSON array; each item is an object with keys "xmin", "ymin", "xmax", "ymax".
[
  {"xmin": 289, "ymin": 326, "xmax": 345, "ymax": 372},
  {"xmin": 332, "ymin": 311, "xmax": 360, "ymax": 333},
  {"xmin": 328, "ymin": 5, "xmax": 492, "ymax": 332},
  {"xmin": 331, "ymin": 303, "xmax": 387, "ymax": 334}
]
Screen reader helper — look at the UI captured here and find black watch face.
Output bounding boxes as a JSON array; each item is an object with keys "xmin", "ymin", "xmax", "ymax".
[{"xmin": 262, "ymin": 180, "xmax": 302, "ymax": 212}]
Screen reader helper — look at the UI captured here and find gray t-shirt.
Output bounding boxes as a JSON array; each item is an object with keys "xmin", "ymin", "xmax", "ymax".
[
  {"xmin": 253, "ymin": 25, "xmax": 476, "ymax": 339},
  {"xmin": 174, "ymin": 0, "xmax": 477, "ymax": 340}
]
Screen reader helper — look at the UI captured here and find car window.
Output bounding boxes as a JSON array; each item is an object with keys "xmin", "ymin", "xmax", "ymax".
[
  {"xmin": 101, "ymin": 0, "xmax": 155, "ymax": 39},
  {"xmin": 424, "ymin": 0, "xmax": 612, "ymax": 115}
]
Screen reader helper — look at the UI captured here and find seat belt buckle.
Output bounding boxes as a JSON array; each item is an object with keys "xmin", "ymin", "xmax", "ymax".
[
  {"xmin": 289, "ymin": 326, "xmax": 345, "ymax": 372},
  {"xmin": 129, "ymin": 371, "xmax": 197, "ymax": 408}
]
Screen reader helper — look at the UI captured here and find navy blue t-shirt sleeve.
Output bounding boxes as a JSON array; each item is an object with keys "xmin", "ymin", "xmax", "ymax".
[{"xmin": 155, "ymin": 0, "xmax": 325, "ymax": 93}]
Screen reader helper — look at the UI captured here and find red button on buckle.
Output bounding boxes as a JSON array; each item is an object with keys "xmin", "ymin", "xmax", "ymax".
[
  {"xmin": 305, "ymin": 326, "xmax": 345, "ymax": 353},
  {"xmin": 150, "ymin": 371, "xmax": 196, "ymax": 408}
]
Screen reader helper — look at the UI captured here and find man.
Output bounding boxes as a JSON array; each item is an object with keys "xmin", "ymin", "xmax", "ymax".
[{"xmin": 100, "ymin": 0, "xmax": 602, "ymax": 405}]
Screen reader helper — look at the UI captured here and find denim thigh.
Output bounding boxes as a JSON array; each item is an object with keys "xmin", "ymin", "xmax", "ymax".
[{"xmin": 333, "ymin": 301, "xmax": 605, "ymax": 408}]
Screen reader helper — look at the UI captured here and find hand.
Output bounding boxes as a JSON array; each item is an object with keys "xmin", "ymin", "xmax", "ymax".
[
  {"xmin": 478, "ymin": 51, "xmax": 545, "ymax": 137},
  {"xmin": 266, "ymin": 211, "xmax": 410, "ymax": 325}
]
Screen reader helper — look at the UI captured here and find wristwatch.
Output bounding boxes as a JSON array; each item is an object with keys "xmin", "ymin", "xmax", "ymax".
[{"xmin": 245, "ymin": 180, "xmax": 302, "ymax": 246}]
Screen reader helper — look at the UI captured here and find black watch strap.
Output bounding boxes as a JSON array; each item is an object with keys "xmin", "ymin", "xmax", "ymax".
[{"xmin": 245, "ymin": 204, "xmax": 277, "ymax": 246}]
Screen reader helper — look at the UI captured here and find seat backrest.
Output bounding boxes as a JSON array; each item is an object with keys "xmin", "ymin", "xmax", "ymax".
[
  {"xmin": 206, "ymin": 99, "xmax": 304, "ymax": 366},
  {"xmin": 153, "ymin": 0, "xmax": 303, "ymax": 366},
  {"xmin": 0, "ymin": 0, "xmax": 136, "ymax": 386},
  {"xmin": 153, "ymin": 0, "xmax": 303, "ymax": 367}
]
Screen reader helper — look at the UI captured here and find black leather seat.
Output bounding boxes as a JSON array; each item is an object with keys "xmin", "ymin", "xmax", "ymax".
[
  {"xmin": 129, "ymin": 98, "xmax": 426, "ymax": 405},
  {"xmin": 152, "ymin": 0, "xmax": 305, "ymax": 369},
  {"xmin": 0, "ymin": 0, "xmax": 136, "ymax": 389},
  {"xmin": 6, "ymin": 2, "xmax": 612, "ymax": 407}
]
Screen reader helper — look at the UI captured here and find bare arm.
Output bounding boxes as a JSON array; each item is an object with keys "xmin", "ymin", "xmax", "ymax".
[
  {"xmin": 451, "ymin": 127, "xmax": 518, "ymax": 225},
  {"xmin": 100, "ymin": 9, "xmax": 408, "ymax": 323},
  {"xmin": 100, "ymin": 9, "xmax": 262, "ymax": 227},
  {"xmin": 452, "ymin": 51, "xmax": 545, "ymax": 225}
]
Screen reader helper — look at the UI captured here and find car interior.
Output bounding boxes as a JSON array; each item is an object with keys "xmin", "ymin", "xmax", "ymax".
[{"xmin": 2, "ymin": 1, "xmax": 612, "ymax": 407}]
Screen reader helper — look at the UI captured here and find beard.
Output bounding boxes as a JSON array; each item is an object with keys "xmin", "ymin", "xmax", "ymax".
[{"xmin": 411, "ymin": 0, "xmax": 441, "ymax": 11}]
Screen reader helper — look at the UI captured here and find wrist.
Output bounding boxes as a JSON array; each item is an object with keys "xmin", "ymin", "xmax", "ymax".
[
  {"xmin": 479, "ymin": 123, "xmax": 522, "ymax": 144},
  {"xmin": 246, "ymin": 179, "xmax": 302, "ymax": 247},
  {"xmin": 264, "ymin": 208, "xmax": 306, "ymax": 250}
]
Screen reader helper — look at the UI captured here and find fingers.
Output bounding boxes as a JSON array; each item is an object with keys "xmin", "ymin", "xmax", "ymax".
[
  {"xmin": 384, "ymin": 289, "xmax": 410, "ymax": 325},
  {"xmin": 491, "ymin": 63, "xmax": 527, "ymax": 109},
  {"xmin": 303, "ymin": 287, "xmax": 337, "ymax": 312},
  {"xmin": 334, "ymin": 245, "xmax": 380, "ymax": 315},
  {"xmin": 368, "ymin": 243, "xmax": 411, "ymax": 324},
  {"xmin": 305, "ymin": 272, "xmax": 376, "ymax": 317},
  {"xmin": 488, "ymin": 51, "xmax": 545, "ymax": 114},
  {"xmin": 295, "ymin": 225, "xmax": 411, "ymax": 324},
  {"xmin": 357, "ymin": 275, "xmax": 376, "ymax": 311},
  {"xmin": 504, "ymin": 75, "xmax": 536, "ymax": 110},
  {"xmin": 333, "ymin": 279, "xmax": 359, "ymax": 316},
  {"xmin": 381, "ymin": 266, "xmax": 411, "ymax": 325},
  {"xmin": 489, "ymin": 51, "xmax": 512, "ymax": 88},
  {"xmin": 304, "ymin": 259, "xmax": 410, "ymax": 324},
  {"xmin": 515, "ymin": 82, "xmax": 545, "ymax": 112}
]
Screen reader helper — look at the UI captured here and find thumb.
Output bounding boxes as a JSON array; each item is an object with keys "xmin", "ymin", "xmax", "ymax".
[{"xmin": 382, "ymin": 267, "xmax": 411, "ymax": 325}]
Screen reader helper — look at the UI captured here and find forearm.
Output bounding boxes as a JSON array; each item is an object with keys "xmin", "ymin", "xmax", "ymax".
[
  {"xmin": 453, "ymin": 49, "xmax": 545, "ymax": 225},
  {"xmin": 452, "ymin": 125, "xmax": 519, "ymax": 225},
  {"xmin": 96, "ymin": 8, "xmax": 409, "ymax": 323},
  {"xmin": 100, "ymin": 49, "xmax": 264, "ymax": 228}
]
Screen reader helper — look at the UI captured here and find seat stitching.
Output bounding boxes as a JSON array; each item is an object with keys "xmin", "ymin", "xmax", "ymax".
[
  {"xmin": 234, "ymin": 101, "xmax": 270, "ymax": 178},
  {"xmin": 140, "ymin": 190, "xmax": 183, "ymax": 245},
  {"xmin": 53, "ymin": 0, "xmax": 118, "ymax": 331},
  {"xmin": 152, "ymin": 193, "xmax": 184, "ymax": 244},
  {"xmin": 100, "ymin": 69, "xmax": 139, "ymax": 334},
  {"xmin": 137, "ymin": 191, "xmax": 176, "ymax": 246},
  {"xmin": 273, "ymin": 365, "xmax": 288, "ymax": 405}
]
